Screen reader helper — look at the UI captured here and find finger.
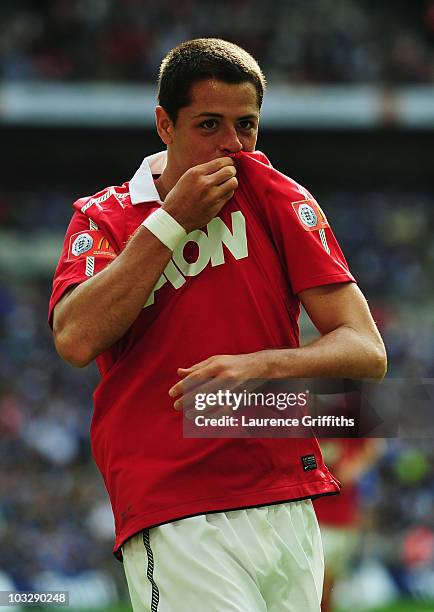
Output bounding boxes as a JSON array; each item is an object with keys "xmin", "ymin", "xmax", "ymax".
[
  {"xmin": 207, "ymin": 165, "xmax": 237, "ymax": 187},
  {"xmin": 179, "ymin": 377, "xmax": 241, "ymax": 415},
  {"xmin": 177, "ymin": 366, "xmax": 198, "ymax": 374},
  {"xmin": 172, "ymin": 375, "xmax": 219, "ymax": 410},
  {"xmin": 212, "ymin": 177, "xmax": 238, "ymax": 200},
  {"xmin": 169, "ymin": 381, "xmax": 183, "ymax": 398},
  {"xmin": 199, "ymin": 156, "xmax": 235, "ymax": 174},
  {"xmin": 182, "ymin": 376, "xmax": 269, "ymax": 415},
  {"xmin": 169, "ymin": 367, "xmax": 211, "ymax": 400},
  {"xmin": 170, "ymin": 354, "xmax": 235, "ymax": 402},
  {"xmin": 177, "ymin": 356, "xmax": 215, "ymax": 374},
  {"xmin": 218, "ymin": 190, "xmax": 236, "ymax": 208},
  {"xmin": 184, "ymin": 386, "xmax": 241, "ymax": 420}
]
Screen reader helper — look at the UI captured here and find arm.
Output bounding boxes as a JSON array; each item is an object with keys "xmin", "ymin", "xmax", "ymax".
[
  {"xmin": 53, "ymin": 157, "xmax": 238, "ymax": 367},
  {"xmin": 262, "ymin": 281, "xmax": 387, "ymax": 379},
  {"xmin": 53, "ymin": 230, "xmax": 173, "ymax": 367},
  {"xmin": 169, "ymin": 282, "xmax": 387, "ymax": 404}
]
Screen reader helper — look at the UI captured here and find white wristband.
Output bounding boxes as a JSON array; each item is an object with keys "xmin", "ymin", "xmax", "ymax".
[{"xmin": 142, "ymin": 208, "xmax": 187, "ymax": 251}]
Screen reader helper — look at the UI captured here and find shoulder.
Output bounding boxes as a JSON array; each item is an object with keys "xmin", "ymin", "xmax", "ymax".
[
  {"xmin": 73, "ymin": 183, "xmax": 132, "ymax": 217},
  {"xmin": 234, "ymin": 151, "xmax": 327, "ymax": 231},
  {"xmin": 69, "ymin": 183, "xmax": 133, "ymax": 249},
  {"xmin": 234, "ymin": 150, "xmax": 313, "ymax": 204}
]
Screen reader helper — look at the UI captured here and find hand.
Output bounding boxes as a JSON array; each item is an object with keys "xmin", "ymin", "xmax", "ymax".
[
  {"xmin": 169, "ymin": 353, "xmax": 268, "ymax": 415},
  {"xmin": 162, "ymin": 157, "xmax": 238, "ymax": 233}
]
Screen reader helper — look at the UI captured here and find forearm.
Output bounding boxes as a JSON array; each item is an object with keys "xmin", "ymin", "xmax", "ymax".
[
  {"xmin": 53, "ymin": 226, "xmax": 173, "ymax": 366},
  {"xmin": 259, "ymin": 325, "xmax": 387, "ymax": 380},
  {"xmin": 54, "ymin": 158, "xmax": 239, "ymax": 368}
]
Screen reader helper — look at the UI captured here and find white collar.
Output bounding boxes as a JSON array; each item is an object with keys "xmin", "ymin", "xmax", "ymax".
[{"xmin": 129, "ymin": 150, "xmax": 167, "ymax": 205}]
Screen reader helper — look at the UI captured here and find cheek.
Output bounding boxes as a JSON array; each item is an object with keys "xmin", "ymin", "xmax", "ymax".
[
  {"xmin": 174, "ymin": 143, "xmax": 211, "ymax": 168},
  {"xmin": 240, "ymin": 134, "xmax": 257, "ymax": 152},
  {"xmin": 172, "ymin": 138, "xmax": 197, "ymax": 161},
  {"xmin": 188, "ymin": 138, "xmax": 220, "ymax": 162}
]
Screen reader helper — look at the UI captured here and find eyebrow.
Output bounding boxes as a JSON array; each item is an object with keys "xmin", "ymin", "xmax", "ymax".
[{"xmin": 192, "ymin": 112, "xmax": 258, "ymax": 120}]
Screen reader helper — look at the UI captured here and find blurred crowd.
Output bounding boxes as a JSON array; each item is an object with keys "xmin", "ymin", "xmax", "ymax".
[
  {"xmin": 328, "ymin": 190, "xmax": 434, "ymax": 378},
  {"xmin": 1, "ymin": 1, "xmax": 434, "ymax": 608},
  {"xmin": 0, "ymin": 280, "xmax": 126, "ymax": 601},
  {"xmin": 1, "ymin": 0, "xmax": 434, "ymax": 84},
  {"xmin": 1, "ymin": 186, "xmax": 434, "ymax": 605}
]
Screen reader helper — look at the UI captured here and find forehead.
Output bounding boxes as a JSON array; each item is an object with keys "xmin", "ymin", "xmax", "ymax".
[{"xmin": 186, "ymin": 79, "xmax": 259, "ymax": 117}]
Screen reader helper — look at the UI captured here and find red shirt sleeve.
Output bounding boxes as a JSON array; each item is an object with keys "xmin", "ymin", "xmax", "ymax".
[
  {"xmin": 48, "ymin": 211, "xmax": 118, "ymax": 327},
  {"xmin": 264, "ymin": 182, "xmax": 355, "ymax": 294},
  {"xmin": 236, "ymin": 153, "xmax": 355, "ymax": 294}
]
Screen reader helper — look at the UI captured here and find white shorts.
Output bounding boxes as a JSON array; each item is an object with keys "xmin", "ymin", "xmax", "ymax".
[{"xmin": 122, "ymin": 500, "xmax": 324, "ymax": 612}]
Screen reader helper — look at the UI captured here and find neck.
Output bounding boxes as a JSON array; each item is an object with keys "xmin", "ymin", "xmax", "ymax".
[
  {"xmin": 153, "ymin": 175, "xmax": 169, "ymax": 201},
  {"xmin": 154, "ymin": 151, "xmax": 181, "ymax": 201}
]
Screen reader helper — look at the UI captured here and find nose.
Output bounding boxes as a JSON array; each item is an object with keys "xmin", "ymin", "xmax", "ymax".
[{"xmin": 218, "ymin": 127, "xmax": 243, "ymax": 155}]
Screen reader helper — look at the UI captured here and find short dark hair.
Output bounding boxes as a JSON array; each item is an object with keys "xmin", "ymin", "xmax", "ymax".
[{"xmin": 158, "ymin": 38, "xmax": 266, "ymax": 123}]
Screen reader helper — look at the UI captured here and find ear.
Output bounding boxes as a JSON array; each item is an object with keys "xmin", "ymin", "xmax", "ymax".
[{"xmin": 155, "ymin": 106, "xmax": 175, "ymax": 145}]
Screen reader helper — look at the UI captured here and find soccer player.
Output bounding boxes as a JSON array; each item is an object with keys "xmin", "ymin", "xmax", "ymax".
[{"xmin": 50, "ymin": 39, "xmax": 387, "ymax": 611}]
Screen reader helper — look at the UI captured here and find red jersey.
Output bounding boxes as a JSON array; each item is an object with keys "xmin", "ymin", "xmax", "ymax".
[{"xmin": 49, "ymin": 151, "xmax": 354, "ymax": 560}]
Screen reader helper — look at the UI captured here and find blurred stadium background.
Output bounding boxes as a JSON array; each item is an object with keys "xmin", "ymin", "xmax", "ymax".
[{"xmin": 1, "ymin": 0, "xmax": 434, "ymax": 610}]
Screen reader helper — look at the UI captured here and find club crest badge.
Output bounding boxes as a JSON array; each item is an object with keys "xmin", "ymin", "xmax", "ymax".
[
  {"xmin": 72, "ymin": 233, "xmax": 93, "ymax": 256},
  {"xmin": 292, "ymin": 199, "xmax": 329, "ymax": 232},
  {"xmin": 298, "ymin": 203, "xmax": 318, "ymax": 228},
  {"xmin": 67, "ymin": 230, "xmax": 117, "ymax": 261}
]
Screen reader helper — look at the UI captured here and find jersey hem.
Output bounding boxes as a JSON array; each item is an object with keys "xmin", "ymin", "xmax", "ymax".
[{"xmin": 112, "ymin": 479, "xmax": 340, "ymax": 562}]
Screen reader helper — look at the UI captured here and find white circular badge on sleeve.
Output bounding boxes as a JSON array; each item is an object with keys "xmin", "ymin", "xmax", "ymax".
[
  {"xmin": 298, "ymin": 203, "xmax": 318, "ymax": 228},
  {"xmin": 72, "ymin": 233, "xmax": 94, "ymax": 256}
]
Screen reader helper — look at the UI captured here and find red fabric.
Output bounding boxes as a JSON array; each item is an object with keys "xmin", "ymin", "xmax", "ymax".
[
  {"xmin": 314, "ymin": 439, "xmax": 369, "ymax": 526},
  {"xmin": 49, "ymin": 151, "xmax": 355, "ymax": 559}
]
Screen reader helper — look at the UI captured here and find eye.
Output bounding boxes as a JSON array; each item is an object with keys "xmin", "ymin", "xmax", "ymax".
[
  {"xmin": 237, "ymin": 120, "xmax": 255, "ymax": 131},
  {"xmin": 200, "ymin": 119, "xmax": 218, "ymax": 129}
]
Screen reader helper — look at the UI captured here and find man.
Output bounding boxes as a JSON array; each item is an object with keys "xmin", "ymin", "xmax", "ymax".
[{"xmin": 50, "ymin": 38, "xmax": 386, "ymax": 611}]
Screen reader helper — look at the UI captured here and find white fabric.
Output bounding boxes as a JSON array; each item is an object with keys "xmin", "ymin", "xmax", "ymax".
[
  {"xmin": 142, "ymin": 208, "xmax": 187, "ymax": 251},
  {"xmin": 129, "ymin": 151, "xmax": 167, "ymax": 205},
  {"xmin": 122, "ymin": 500, "xmax": 324, "ymax": 612}
]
